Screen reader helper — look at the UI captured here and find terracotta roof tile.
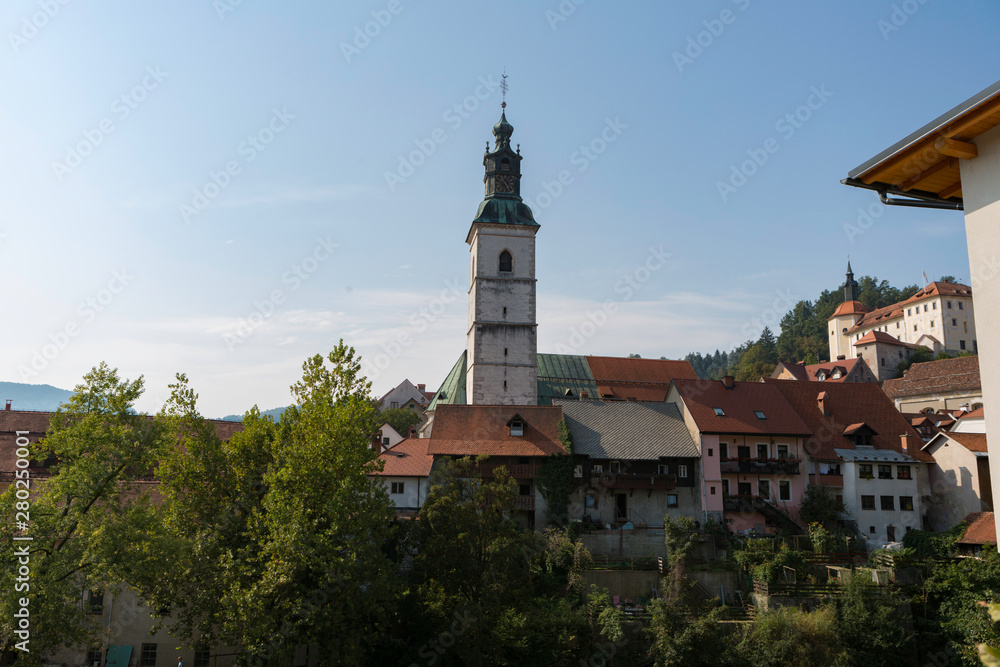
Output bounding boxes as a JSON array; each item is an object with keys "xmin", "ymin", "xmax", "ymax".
[
  {"xmin": 427, "ymin": 404, "xmax": 566, "ymax": 457},
  {"xmin": 958, "ymin": 512, "xmax": 996, "ymax": 545},
  {"xmin": 948, "ymin": 432, "xmax": 988, "ymax": 453},
  {"xmin": 853, "ymin": 331, "xmax": 922, "ymax": 348},
  {"xmin": 882, "ymin": 356, "xmax": 981, "ymax": 399},
  {"xmin": 764, "ymin": 380, "xmax": 931, "ymax": 462},
  {"xmin": 374, "ymin": 438, "xmax": 434, "ymax": 477},
  {"xmin": 586, "ymin": 356, "xmax": 698, "ymax": 385},
  {"xmin": 672, "ymin": 379, "xmax": 811, "ymax": 436},
  {"xmin": 962, "ymin": 406, "xmax": 985, "ymax": 420},
  {"xmin": 831, "ymin": 300, "xmax": 868, "ymax": 317}
]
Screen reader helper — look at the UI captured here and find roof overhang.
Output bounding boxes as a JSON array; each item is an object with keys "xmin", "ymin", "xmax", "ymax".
[{"xmin": 843, "ymin": 79, "xmax": 1000, "ymax": 210}]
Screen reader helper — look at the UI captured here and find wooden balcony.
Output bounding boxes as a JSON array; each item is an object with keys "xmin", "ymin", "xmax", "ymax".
[
  {"xmin": 720, "ymin": 458, "xmax": 800, "ymax": 475},
  {"xmin": 809, "ymin": 473, "xmax": 844, "ymax": 487},
  {"xmin": 513, "ymin": 495, "xmax": 535, "ymax": 511},
  {"xmin": 601, "ymin": 472, "xmax": 677, "ymax": 490},
  {"xmin": 477, "ymin": 462, "xmax": 537, "ymax": 479}
]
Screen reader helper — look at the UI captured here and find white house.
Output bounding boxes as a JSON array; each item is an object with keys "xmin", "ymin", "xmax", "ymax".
[
  {"xmin": 371, "ymin": 438, "xmax": 434, "ymax": 516},
  {"xmin": 923, "ymin": 430, "xmax": 991, "ymax": 531}
]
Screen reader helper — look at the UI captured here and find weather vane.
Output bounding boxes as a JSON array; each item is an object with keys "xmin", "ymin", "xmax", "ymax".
[{"xmin": 500, "ymin": 70, "xmax": 509, "ymax": 109}]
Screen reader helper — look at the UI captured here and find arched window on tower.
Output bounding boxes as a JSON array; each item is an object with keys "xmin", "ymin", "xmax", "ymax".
[
  {"xmin": 499, "ymin": 250, "xmax": 513, "ymax": 273},
  {"xmin": 500, "ymin": 157, "xmax": 511, "ymax": 171}
]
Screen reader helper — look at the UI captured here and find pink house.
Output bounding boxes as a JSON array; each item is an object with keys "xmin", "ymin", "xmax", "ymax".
[{"xmin": 666, "ymin": 377, "xmax": 812, "ymax": 534}]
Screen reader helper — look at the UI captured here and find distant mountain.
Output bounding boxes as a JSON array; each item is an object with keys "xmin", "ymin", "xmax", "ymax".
[
  {"xmin": 219, "ymin": 406, "xmax": 289, "ymax": 423},
  {"xmin": 0, "ymin": 382, "xmax": 74, "ymax": 412}
]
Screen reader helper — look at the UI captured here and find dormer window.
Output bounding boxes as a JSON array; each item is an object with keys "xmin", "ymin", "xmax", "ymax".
[
  {"xmin": 499, "ymin": 250, "xmax": 513, "ymax": 273},
  {"xmin": 507, "ymin": 413, "xmax": 526, "ymax": 437}
]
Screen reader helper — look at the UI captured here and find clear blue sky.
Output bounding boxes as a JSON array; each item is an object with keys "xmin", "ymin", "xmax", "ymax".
[{"xmin": 1, "ymin": 1, "xmax": 996, "ymax": 416}]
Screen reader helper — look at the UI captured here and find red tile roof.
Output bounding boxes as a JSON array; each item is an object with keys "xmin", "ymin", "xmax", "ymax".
[
  {"xmin": 765, "ymin": 379, "xmax": 932, "ymax": 461},
  {"xmin": 427, "ymin": 404, "xmax": 566, "ymax": 457},
  {"xmin": 962, "ymin": 406, "xmax": 985, "ymax": 420},
  {"xmin": 374, "ymin": 438, "xmax": 434, "ymax": 477},
  {"xmin": 773, "ymin": 362, "xmax": 810, "ymax": 381},
  {"xmin": 831, "ymin": 300, "xmax": 868, "ymax": 317},
  {"xmin": 579, "ymin": 357, "xmax": 698, "ymax": 402},
  {"xmin": 853, "ymin": 331, "xmax": 921, "ymax": 348},
  {"xmin": 948, "ymin": 432, "xmax": 988, "ymax": 453},
  {"xmin": 958, "ymin": 512, "xmax": 996, "ymax": 545},
  {"xmin": 882, "ymin": 356, "xmax": 981, "ymax": 400},
  {"xmin": 586, "ymin": 356, "xmax": 699, "ymax": 384},
  {"xmin": 671, "ymin": 379, "xmax": 811, "ymax": 436}
]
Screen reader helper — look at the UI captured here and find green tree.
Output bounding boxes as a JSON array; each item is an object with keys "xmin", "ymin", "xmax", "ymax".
[
  {"xmin": 379, "ymin": 406, "xmax": 423, "ymax": 437},
  {"xmin": 144, "ymin": 342, "xmax": 396, "ymax": 663},
  {"xmin": 836, "ymin": 574, "xmax": 914, "ymax": 666},
  {"xmin": 733, "ymin": 606, "xmax": 849, "ymax": 666},
  {"xmin": 799, "ymin": 485, "xmax": 847, "ymax": 527},
  {"xmin": 410, "ymin": 458, "xmax": 541, "ymax": 665},
  {"xmin": 0, "ymin": 363, "xmax": 167, "ymax": 662}
]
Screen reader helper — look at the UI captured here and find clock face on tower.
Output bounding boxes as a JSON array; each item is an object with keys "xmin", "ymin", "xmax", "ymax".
[{"xmin": 496, "ymin": 174, "xmax": 515, "ymax": 193}]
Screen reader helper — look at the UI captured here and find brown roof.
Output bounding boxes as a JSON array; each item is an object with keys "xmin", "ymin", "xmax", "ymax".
[
  {"xmin": 948, "ymin": 432, "xmax": 988, "ymax": 453},
  {"xmin": 850, "ymin": 303, "xmax": 904, "ymax": 331},
  {"xmin": 958, "ymin": 512, "xmax": 996, "ymax": 545},
  {"xmin": 962, "ymin": 406, "xmax": 985, "ymax": 420},
  {"xmin": 831, "ymin": 300, "xmax": 868, "ymax": 318},
  {"xmin": 374, "ymin": 438, "xmax": 434, "ymax": 477},
  {"xmin": 773, "ymin": 362, "xmax": 810, "ymax": 381},
  {"xmin": 586, "ymin": 356, "xmax": 699, "ymax": 384},
  {"xmin": 853, "ymin": 331, "xmax": 921, "ymax": 348},
  {"xmin": 582, "ymin": 357, "xmax": 698, "ymax": 402},
  {"xmin": 671, "ymin": 379, "xmax": 811, "ymax": 436},
  {"xmin": 807, "ymin": 358, "xmax": 862, "ymax": 381},
  {"xmin": 765, "ymin": 379, "xmax": 932, "ymax": 461},
  {"xmin": 427, "ymin": 404, "xmax": 566, "ymax": 457},
  {"xmin": 882, "ymin": 356, "xmax": 981, "ymax": 400}
]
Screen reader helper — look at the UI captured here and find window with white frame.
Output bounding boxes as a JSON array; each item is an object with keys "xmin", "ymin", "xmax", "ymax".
[{"xmin": 677, "ymin": 464, "xmax": 688, "ymax": 478}]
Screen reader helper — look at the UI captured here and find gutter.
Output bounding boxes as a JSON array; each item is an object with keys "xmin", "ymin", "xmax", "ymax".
[{"xmin": 841, "ymin": 178, "xmax": 964, "ymax": 211}]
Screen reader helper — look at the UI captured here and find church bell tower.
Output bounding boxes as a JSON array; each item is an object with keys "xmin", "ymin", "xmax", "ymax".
[{"xmin": 465, "ymin": 92, "xmax": 539, "ymax": 405}]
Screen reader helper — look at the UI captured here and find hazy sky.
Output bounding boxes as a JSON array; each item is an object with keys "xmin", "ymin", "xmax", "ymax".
[{"xmin": 1, "ymin": 1, "xmax": 996, "ymax": 417}]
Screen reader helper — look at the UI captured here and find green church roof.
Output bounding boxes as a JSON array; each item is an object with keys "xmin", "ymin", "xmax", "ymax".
[
  {"xmin": 472, "ymin": 197, "xmax": 538, "ymax": 226},
  {"xmin": 427, "ymin": 352, "xmax": 600, "ymax": 408}
]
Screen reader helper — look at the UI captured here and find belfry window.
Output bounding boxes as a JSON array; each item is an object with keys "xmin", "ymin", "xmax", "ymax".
[
  {"xmin": 499, "ymin": 251, "xmax": 513, "ymax": 273},
  {"xmin": 501, "ymin": 157, "xmax": 511, "ymax": 171}
]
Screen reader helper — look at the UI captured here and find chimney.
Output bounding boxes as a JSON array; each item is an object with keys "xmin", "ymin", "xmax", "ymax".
[
  {"xmin": 372, "ymin": 433, "xmax": 382, "ymax": 453},
  {"xmin": 817, "ymin": 391, "xmax": 827, "ymax": 415},
  {"xmin": 721, "ymin": 376, "xmax": 735, "ymax": 389},
  {"xmin": 4, "ymin": 400, "xmax": 10, "ymax": 411},
  {"xmin": 836, "ymin": 355, "xmax": 846, "ymax": 361},
  {"xmin": 417, "ymin": 384, "xmax": 425, "ymax": 394},
  {"xmin": 580, "ymin": 391, "xmax": 589, "ymax": 399},
  {"xmin": 409, "ymin": 426, "xmax": 417, "ymax": 438},
  {"xmin": 901, "ymin": 433, "xmax": 915, "ymax": 457}
]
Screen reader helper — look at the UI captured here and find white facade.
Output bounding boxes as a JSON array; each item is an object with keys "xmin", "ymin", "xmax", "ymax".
[
  {"xmin": 837, "ymin": 448, "xmax": 928, "ymax": 548},
  {"xmin": 923, "ymin": 434, "xmax": 990, "ymax": 531},
  {"xmin": 378, "ymin": 475, "xmax": 431, "ymax": 512},
  {"xmin": 962, "ymin": 124, "xmax": 1000, "ymax": 540},
  {"xmin": 466, "ymin": 222, "xmax": 538, "ymax": 405},
  {"xmin": 378, "ymin": 423, "xmax": 405, "ymax": 451}
]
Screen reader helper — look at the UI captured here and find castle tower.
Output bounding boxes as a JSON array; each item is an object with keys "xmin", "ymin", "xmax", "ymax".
[
  {"xmin": 828, "ymin": 261, "xmax": 868, "ymax": 360},
  {"xmin": 465, "ymin": 104, "xmax": 539, "ymax": 404}
]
